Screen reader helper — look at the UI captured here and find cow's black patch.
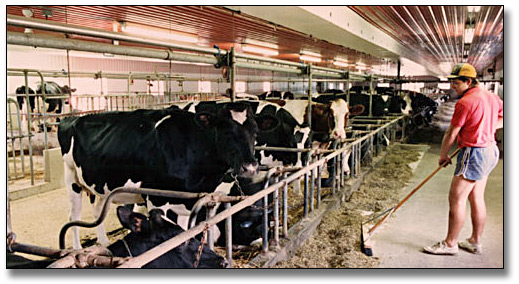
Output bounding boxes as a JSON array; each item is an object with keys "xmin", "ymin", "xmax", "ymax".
[{"xmin": 71, "ymin": 183, "xmax": 82, "ymax": 194}]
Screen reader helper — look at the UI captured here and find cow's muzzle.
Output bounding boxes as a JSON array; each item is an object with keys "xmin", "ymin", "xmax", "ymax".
[{"xmin": 239, "ymin": 162, "xmax": 258, "ymax": 177}]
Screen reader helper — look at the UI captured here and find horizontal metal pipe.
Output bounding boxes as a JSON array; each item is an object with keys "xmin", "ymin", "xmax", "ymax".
[
  {"xmin": 255, "ymin": 146, "xmax": 312, "ymax": 153},
  {"xmin": 9, "ymin": 242, "xmax": 62, "ymax": 259},
  {"xmin": 235, "ymin": 61, "xmax": 302, "ymax": 74},
  {"xmin": 7, "ymin": 15, "xmax": 222, "ymax": 56},
  {"xmin": 8, "ymin": 32, "xmax": 218, "ymax": 65}
]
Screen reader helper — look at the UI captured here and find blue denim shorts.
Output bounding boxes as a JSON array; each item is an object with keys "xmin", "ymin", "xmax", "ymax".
[{"xmin": 454, "ymin": 145, "xmax": 499, "ymax": 181}]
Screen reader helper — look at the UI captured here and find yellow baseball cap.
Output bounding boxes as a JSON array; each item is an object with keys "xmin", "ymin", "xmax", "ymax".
[{"xmin": 447, "ymin": 63, "xmax": 477, "ymax": 79}]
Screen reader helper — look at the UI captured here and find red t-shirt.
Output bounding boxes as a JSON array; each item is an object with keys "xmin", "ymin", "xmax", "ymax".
[{"xmin": 450, "ymin": 86, "xmax": 503, "ymax": 148}]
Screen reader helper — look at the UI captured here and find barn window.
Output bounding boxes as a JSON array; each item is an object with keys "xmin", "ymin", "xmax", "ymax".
[
  {"xmin": 438, "ymin": 83, "xmax": 450, "ymax": 90},
  {"xmin": 339, "ymin": 83, "xmax": 344, "ymax": 90},
  {"xmin": 198, "ymin": 81, "xmax": 211, "ymax": 93},
  {"xmin": 263, "ymin": 81, "xmax": 271, "ymax": 92},
  {"xmin": 236, "ymin": 81, "xmax": 246, "ymax": 93}
]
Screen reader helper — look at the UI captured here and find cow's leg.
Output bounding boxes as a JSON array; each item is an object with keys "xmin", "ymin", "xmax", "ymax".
[
  {"xmin": 65, "ymin": 166, "xmax": 83, "ymax": 250},
  {"xmin": 92, "ymin": 197, "xmax": 111, "ymax": 247}
]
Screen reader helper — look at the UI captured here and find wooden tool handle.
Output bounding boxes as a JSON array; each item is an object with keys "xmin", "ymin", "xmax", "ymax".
[{"xmin": 367, "ymin": 148, "xmax": 461, "ymax": 235}]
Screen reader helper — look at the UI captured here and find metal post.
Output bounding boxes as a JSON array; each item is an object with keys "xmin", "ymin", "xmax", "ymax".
[
  {"xmin": 307, "ymin": 63, "xmax": 313, "ymax": 130},
  {"xmin": 23, "ymin": 71, "xmax": 35, "ymax": 185},
  {"xmin": 273, "ymin": 176, "xmax": 280, "ymax": 247},
  {"xmin": 303, "ymin": 166, "xmax": 309, "ymax": 217},
  {"xmin": 282, "ymin": 173, "xmax": 288, "ymax": 237},
  {"xmin": 230, "ymin": 47, "xmax": 236, "ymax": 102},
  {"xmin": 262, "ymin": 193, "xmax": 269, "ymax": 254},
  {"xmin": 206, "ymin": 205, "xmax": 215, "ymax": 251},
  {"xmin": 316, "ymin": 156, "xmax": 322, "ymax": 209},
  {"xmin": 369, "ymin": 75, "xmax": 373, "ymax": 117},
  {"xmin": 224, "ymin": 202, "xmax": 232, "ymax": 268},
  {"xmin": 309, "ymin": 155, "xmax": 315, "ymax": 212}
]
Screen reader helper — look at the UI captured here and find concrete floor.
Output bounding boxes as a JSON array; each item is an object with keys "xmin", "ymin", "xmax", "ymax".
[{"xmin": 372, "ymin": 144, "xmax": 504, "ymax": 268}]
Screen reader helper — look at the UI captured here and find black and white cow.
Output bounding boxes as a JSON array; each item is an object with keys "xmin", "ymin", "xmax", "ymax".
[
  {"xmin": 36, "ymin": 81, "xmax": 75, "ymax": 114},
  {"xmin": 109, "ymin": 206, "xmax": 227, "ymax": 268},
  {"xmin": 258, "ymin": 90, "xmax": 295, "ymax": 100},
  {"xmin": 58, "ymin": 103, "xmax": 260, "ymax": 249},
  {"xmin": 15, "ymin": 85, "xmax": 36, "ymax": 114}
]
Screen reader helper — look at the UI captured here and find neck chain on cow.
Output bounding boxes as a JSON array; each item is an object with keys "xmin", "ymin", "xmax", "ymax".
[
  {"xmin": 121, "ymin": 238, "xmax": 133, "ymax": 257},
  {"xmin": 230, "ymin": 172, "xmax": 244, "ymax": 196}
]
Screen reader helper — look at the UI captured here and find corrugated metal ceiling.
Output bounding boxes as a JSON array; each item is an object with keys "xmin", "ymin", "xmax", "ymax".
[{"xmin": 6, "ymin": 5, "xmax": 504, "ymax": 78}]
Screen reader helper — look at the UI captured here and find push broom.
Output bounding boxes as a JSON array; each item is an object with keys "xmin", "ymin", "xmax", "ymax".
[{"xmin": 360, "ymin": 148, "xmax": 461, "ymax": 256}]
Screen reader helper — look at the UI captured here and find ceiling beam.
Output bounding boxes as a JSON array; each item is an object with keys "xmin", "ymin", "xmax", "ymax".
[{"xmin": 226, "ymin": 6, "xmax": 444, "ymax": 76}]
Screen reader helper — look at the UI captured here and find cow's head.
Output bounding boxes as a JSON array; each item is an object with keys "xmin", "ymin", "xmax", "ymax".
[
  {"xmin": 196, "ymin": 102, "xmax": 259, "ymax": 177},
  {"xmin": 109, "ymin": 206, "xmax": 227, "ymax": 268},
  {"xmin": 311, "ymin": 99, "xmax": 351, "ymax": 140}
]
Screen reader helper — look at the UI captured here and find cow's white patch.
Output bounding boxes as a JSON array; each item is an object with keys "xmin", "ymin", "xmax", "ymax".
[
  {"xmin": 282, "ymin": 100, "xmax": 307, "ymax": 125},
  {"xmin": 230, "ymin": 109, "xmax": 247, "ymax": 125},
  {"xmin": 293, "ymin": 126, "xmax": 311, "ymax": 167},
  {"xmin": 148, "ymin": 201, "xmax": 191, "ymax": 230},
  {"xmin": 330, "ymin": 99, "xmax": 349, "ymax": 139},
  {"xmin": 259, "ymin": 150, "xmax": 283, "ymax": 167},
  {"xmin": 402, "ymin": 94, "xmax": 412, "ymax": 115},
  {"xmin": 154, "ymin": 115, "xmax": 171, "ymax": 128},
  {"xmin": 381, "ymin": 95, "xmax": 389, "ymax": 102},
  {"xmin": 214, "ymin": 181, "xmax": 235, "ymax": 195}
]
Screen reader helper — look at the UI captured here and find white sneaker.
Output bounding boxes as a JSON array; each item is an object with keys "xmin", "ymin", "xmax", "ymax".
[
  {"xmin": 423, "ymin": 240, "xmax": 458, "ymax": 255},
  {"xmin": 458, "ymin": 239, "xmax": 482, "ymax": 254}
]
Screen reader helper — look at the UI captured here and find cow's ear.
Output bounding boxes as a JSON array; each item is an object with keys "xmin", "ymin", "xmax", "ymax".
[
  {"xmin": 148, "ymin": 209, "xmax": 168, "ymax": 228},
  {"xmin": 116, "ymin": 206, "xmax": 150, "ymax": 234},
  {"xmin": 349, "ymin": 104, "xmax": 365, "ymax": 116},
  {"xmin": 194, "ymin": 112, "xmax": 214, "ymax": 128}
]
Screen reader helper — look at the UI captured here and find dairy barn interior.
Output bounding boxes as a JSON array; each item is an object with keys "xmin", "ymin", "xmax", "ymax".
[{"xmin": 5, "ymin": 5, "xmax": 504, "ymax": 269}]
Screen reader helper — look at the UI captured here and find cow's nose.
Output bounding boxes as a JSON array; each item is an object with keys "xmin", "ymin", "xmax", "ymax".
[{"xmin": 241, "ymin": 162, "xmax": 258, "ymax": 176}]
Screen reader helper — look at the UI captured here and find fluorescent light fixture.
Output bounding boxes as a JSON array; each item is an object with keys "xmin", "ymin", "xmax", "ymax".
[
  {"xmin": 243, "ymin": 39, "xmax": 278, "ymax": 50},
  {"xmin": 333, "ymin": 60, "xmax": 350, "ymax": 67},
  {"xmin": 333, "ymin": 57, "xmax": 350, "ymax": 67},
  {"xmin": 467, "ymin": 6, "xmax": 481, "ymax": 13},
  {"xmin": 300, "ymin": 54, "xmax": 322, "ymax": 63},
  {"xmin": 301, "ymin": 50, "xmax": 321, "ymax": 57},
  {"xmin": 242, "ymin": 44, "xmax": 279, "ymax": 56},
  {"xmin": 464, "ymin": 27, "xmax": 475, "ymax": 44},
  {"xmin": 121, "ymin": 22, "xmax": 198, "ymax": 43},
  {"xmin": 355, "ymin": 62, "xmax": 367, "ymax": 70}
]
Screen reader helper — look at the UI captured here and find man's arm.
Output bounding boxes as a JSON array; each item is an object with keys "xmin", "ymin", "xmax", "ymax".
[
  {"xmin": 439, "ymin": 125, "xmax": 461, "ymax": 166},
  {"xmin": 497, "ymin": 115, "xmax": 503, "ymax": 129}
]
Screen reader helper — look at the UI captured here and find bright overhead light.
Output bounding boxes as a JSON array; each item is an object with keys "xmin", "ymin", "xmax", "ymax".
[
  {"xmin": 243, "ymin": 39, "xmax": 278, "ymax": 50},
  {"xmin": 333, "ymin": 57, "xmax": 350, "ymax": 67},
  {"xmin": 467, "ymin": 6, "xmax": 481, "ymax": 13},
  {"xmin": 464, "ymin": 27, "xmax": 475, "ymax": 44},
  {"xmin": 333, "ymin": 60, "xmax": 350, "ymax": 67},
  {"xmin": 300, "ymin": 54, "xmax": 322, "ymax": 63},
  {"xmin": 355, "ymin": 62, "xmax": 367, "ymax": 70},
  {"xmin": 300, "ymin": 50, "xmax": 321, "ymax": 57},
  {"xmin": 120, "ymin": 22, "xmax": 198, "ymax": 43},
  {"xmin": 242, "ymin": 44, "xmax": 279, "ymax": 56}
]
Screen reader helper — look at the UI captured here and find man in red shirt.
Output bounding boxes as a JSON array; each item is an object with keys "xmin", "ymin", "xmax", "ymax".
[{"xmin": 423, "ymin": 63, "xmax": 503, "ymax": 255}]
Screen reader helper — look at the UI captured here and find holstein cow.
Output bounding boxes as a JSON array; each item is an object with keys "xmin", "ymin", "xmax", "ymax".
[
  {"xmin": 15, "ymin": 85, "xmax": 36, "ymax": 114},
  {"xmin": 7, "ymin": 206, "xmax": 227, "ymax": 268},
  {"xmin": 109, "ymin": 206, "xmax": 227, "ymax": 268},
  {"xmin": 401, "ymin": 91, "xmax": 439, "ymax": 127},
  {"xmin": 258, "ymin": 90, "xmax": 295, "ymax": 100},
  {"xmin": 58, "ymin": 103, "xmax": 260, "ymax": 249}
]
